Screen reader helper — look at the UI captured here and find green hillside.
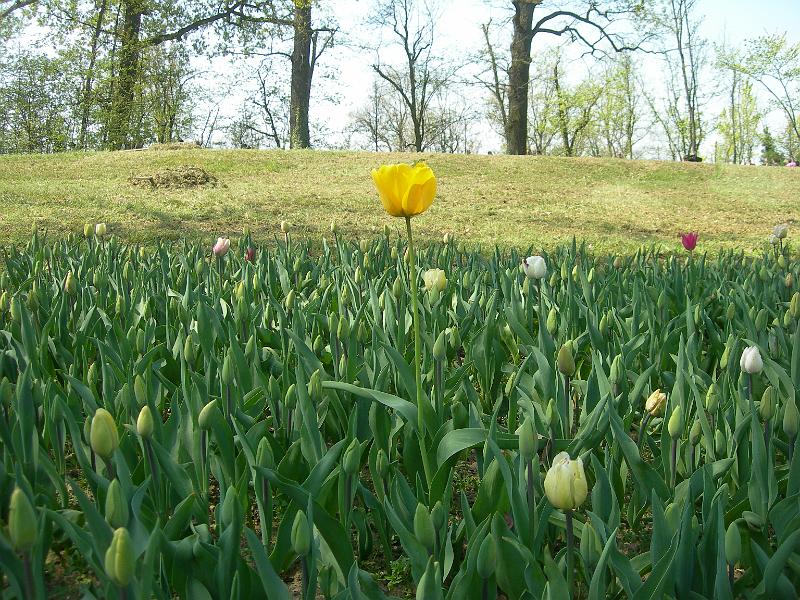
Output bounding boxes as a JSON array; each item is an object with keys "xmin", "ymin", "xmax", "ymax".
[{"xmin": 1, "ymin": 149, "xmax": 797, "ymax": 253}]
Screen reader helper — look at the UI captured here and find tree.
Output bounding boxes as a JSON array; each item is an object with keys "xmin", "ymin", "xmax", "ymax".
[
  {"xmin": 715, "ymin": 71, "xmax": 760, "ymax": 165},
  {"xmin": 370, "ymin": 0, "xmax": 454, "ymax": 152},
  {"xmin": 504, "ymin": 0, "xmax": 651, "ymax": 155},
  {"xmin": 728, "ymin": 34, "xmax": 800, "ymax": 153},
  {"xmin": 660, "ymin": 0, "xmax": 705, "ymax": 160},
  {"xmin": 551, "ymin": 53, "xmax": 603, "ymax": 156},
  {"xmin": 760, "ymin": 126, "xmax": 785, "ymax": 166},
  {"xmin": 593, "ymin": 54, "xmax": 641, "ymax": 158}
]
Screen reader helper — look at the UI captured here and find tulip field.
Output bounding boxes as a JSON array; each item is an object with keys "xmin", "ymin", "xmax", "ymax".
[{"xmin": 1, "ymin": 166, "xmax": 800, "ymax": 599}]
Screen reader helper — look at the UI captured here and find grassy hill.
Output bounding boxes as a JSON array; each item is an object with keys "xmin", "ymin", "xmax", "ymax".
[{"xmin": 1, "ymin": 148, "xmax": 797, "ymax": 254}]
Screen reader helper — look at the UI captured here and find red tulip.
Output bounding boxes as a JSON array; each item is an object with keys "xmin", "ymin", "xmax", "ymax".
[
  {"xmin": 245, "ymin": 247, "xmax": 256, "ymax": 262},
  {"xmin": 680, "ymin": 232, "xmax": 699, "ymax": 251}
]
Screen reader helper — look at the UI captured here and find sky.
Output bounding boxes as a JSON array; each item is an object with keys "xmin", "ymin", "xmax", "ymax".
[{"xmin": 194, "ymin": 0, "xmax": 799, "ymax": 156}]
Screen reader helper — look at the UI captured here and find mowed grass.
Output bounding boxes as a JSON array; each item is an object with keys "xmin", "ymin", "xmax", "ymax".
[{"xmin": 0, "ymin": 148, "xmax": 798, "ymax": 254}]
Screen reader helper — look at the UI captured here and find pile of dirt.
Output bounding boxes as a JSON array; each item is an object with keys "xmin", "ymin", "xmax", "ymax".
[
  {"xmin": 147, "ymin": 141, "xmax": 202, "ymax": 151},
  {"xmin": 129, "ymin": 165, "xmax": 218, "ymax": 189}
]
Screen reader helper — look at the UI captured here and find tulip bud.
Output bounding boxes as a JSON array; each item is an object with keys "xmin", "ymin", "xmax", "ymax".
[
  {"xmin": 64, "ymin": 271, "xmax": 76, "ymax": 295},
  {"xmin": 430, "ymin": 501, "xmax": 446, "ymax": 532},
  {"xmin": 337, "ymin": 316, "xmax": 350, "ymax": 341},
  {"xmin": 95, "ymin": 223, "xmax": 107, "ymax": 238},
  {"xmin": 725, "ymin": 522, "xmax": 741, "ymax": 564},
  {"xmin": 544, "ymin": 452, "xmax": 588, "ymax": 510},
  {"xmin": 8, "ymin": 487, "xmax": 37, "ymax": 553},
  {"xmin": 786, "ymin": 273, "xmax": 794, "ymax": 288},
  {"xmin": 220, "ymin": 485, "xmax": 240, "ymax": 529},
  {"xmin": 137, "ymin": 406, "xmax": 154, "ymax": 438},
  {"xmin": 330, "ymin": 220, "xmax": 338, "ymax": 234},
  {"xmin": 433, "ymin": 331, "xmax": 447, "ymax": 361},
  {"xmin": 645, "ymin": 389, "xmax": 667, "ymax": 417},
  {"xmin": 783, "ymin": 399, "xmax": 799, "ymax": 438},
  {"xmin": 580, "ymin": 521, "xmax": 602, "ymax": 569},
  {"xmin": 308, "ymin": 369, "xmax": 322, "ymax": 403},
  {"xmin": 452, "ymin": 402, "xmax": 468, "ymax": 430},
  {"xmin": 705, "ymin": 383, "xmax": 719, "ymax": 413},
  {"xmin": 413, "ymin": 503, "xmax": 436, "ymax": 553},
  {"xmin": 285, "ymin": 384, "xmax": 297, "ymax": 410},
  {"xmin": 740, "ymin": 346, "xmax": 764, "ymax": 374},
  {"xmin": 759, "ymin": 386, "xmax": 775, "ymax": 421},
  {"xmin": 668, "ymin": 405, "xmax": 683, "ymax": 439},
  {"xmin": 518, "ymin": 417, "xmax": 538, "ymax": 461},
  {"xmin": 598, "ymin": 313, "xmax": 608, "ymax": 336},
  {"xmin": 198, "ymin": 400, "xmax": 219, "ymax": 430},
  {"xmin": 755, "ymin": 308, "xmax": 768, "ymax": 332},
  {"xmin": 715, "ymin": 429, "xmax": 726, "ymax": 456},
  {"xmin": 280, "ymin": 221, "xmax": 289, "ymax": 233},
  {"xmin": 546, "ymin": 398, "xmax": 560, "ymax": 429},
  {"xmin": 689, "ymin": 419, "xmax": 702, "ymax": 446},
  {"xmin": 132, "ymin": 375, "xmax": 146, "ymax": 407},
  {"xmin": 90, "ymin": 408, "xmax": 119, "ymax": 459},
  {"xmin": 476, "ymin": 534, "xmax": 497, "ymax": 580},
  {"xmin": 557, "ymin": 345, "xmax": 575, "ymax": 377},
  {"xmin": 376, "ymin": 449, "xmax": 389, "ymax": 478},
  {"xmin": 790, "ymin": 292, "xmax": 799, "ymax": 318},
  {"xmin": 742, "ymin": 510, "xmax": 764, "ymax": 530},
  {"xmin": 546, "ymin": 307, "xmax": 558, "ymax": 335},
  {"xmin": 609, "ymin": 354, "xmax": 623, "ymax": 387},
  {"xmin": 105, "ymin": 479, "xmax": 129, "ymax": 529},
  {"xmin": 291, "ymin": 511, "xmax": 311, "ymax": 556},
  {"xmin": 84, "ymin": 223, "xmax": 93, "ymax": 238},
  {"xmin": 726, "ymin": 303, "xmax": 736, "ymax": 321},
  {"xmin": 284, "ymin": 289, "xmax": 296, "ymax": 312},
  {"xmin": 105, "ymin": 527, "xmax": 135, "ymax": 587},
  {"xmin": 343, "ymin": 439, "xmax": 361, "ymax": 476}
]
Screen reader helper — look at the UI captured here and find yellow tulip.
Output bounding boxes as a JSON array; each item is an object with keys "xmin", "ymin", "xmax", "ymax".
[{"xmin": 371, "ymin": 162, "xmax": 436, "ymax": 218}]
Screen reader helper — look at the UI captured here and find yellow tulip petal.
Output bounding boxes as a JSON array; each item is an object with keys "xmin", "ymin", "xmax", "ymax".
[{"xmin": 373, "ymin": 162, "xmax": 436, "ymax": 218}]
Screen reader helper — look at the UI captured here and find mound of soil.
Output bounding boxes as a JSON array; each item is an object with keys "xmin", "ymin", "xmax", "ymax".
[
  {"xmin": 129, "ymin": 165, "xmax": 218, "ymax": 189},
  {"xmin": 147, "ymin": 141, "xmax": 202, "ymax": 151}
]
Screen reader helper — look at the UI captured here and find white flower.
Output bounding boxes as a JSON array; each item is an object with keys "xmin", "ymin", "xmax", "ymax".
[
  {"xmin": 522, "ymin": 256, "xmax": 547, "ymax": 280},
  {"xmin": 740, "ymin": 345, "xmax": 764, "ymax": 374},
  {"xmin": 773, "ymin": 223, "xmax": 789, "ymax": 239},
  {"xmin": 423, "ymin": 268, "xmax": 447, "ymax": 293},
  {"xmin": 213, "ymin": 237, "xmax": 231, "ymax": 257},
  {"xmin": 544, "ymin": 452, "xmax": 588, "ymax": 510}
]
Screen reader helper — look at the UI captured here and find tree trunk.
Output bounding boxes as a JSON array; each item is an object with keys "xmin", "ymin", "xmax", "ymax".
[
  {"xmin": 553, "ymin": 60, "xmax": 571, "ymax": 156},
  {"xmin": 108, "ymin": 0, "xmax": 143, "ymax": 150},
  {"xmin": 79, "ymin": 0, "xmax": 108, "ymax": 150},
  {"xmin": 290, "ymin": 0, "xmax": 313, "ymax": 149},
  {"xmin": 505, "ymin": 1, "xmax": 535, "ymax": 155}
]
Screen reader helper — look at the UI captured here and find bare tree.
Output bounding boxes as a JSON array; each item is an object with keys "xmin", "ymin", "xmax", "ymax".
[
  {"xmin": 662, "ymin": 0, "xmax": 705, "ymax": 160},
  {"xmin": 371, "ymin": 0, "xmax": 454, "ymax": 152},
  {"xmin": 725, "ymin": 34, "xmax": 800, "ymax": 151},
  {"xmin": 504, "ymin": 0, "xmax": 652, "ymax": 155}
]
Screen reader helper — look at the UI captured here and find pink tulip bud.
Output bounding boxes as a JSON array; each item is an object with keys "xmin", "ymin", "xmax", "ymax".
[
  {"xmin": 213, "ymin": 237, "xmax": 230, "ymax": 257},
  {"xmin": 245, "ymin": 247, "xmax": 256, "ymax": 262}
]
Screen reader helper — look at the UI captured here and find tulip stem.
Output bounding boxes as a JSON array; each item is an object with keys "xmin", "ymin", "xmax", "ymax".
[
  {"xmin": 670, "ymin": 438, "xmax": 677, "ymax": 489},
  {"xmin": 638, "ymin": 413, "xmax": 651, "ymax": 449},
  {"xmin": 564, "ymin": 375, "xmax": 571, "ymax": 439},
  {"xmin": 728, "ymin": 562, "xmax": 735, "ymax": 591},
  {"xmin": 22, "ymin": 552, "xmax": 34, "ymax": 600},
  {"xmin": 405, "ymin": 217, "xmax": 433, "ymax": 488},
  {"xmin": 566, "ymin": 509, "xmax": 575, "ymax": 600}
]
